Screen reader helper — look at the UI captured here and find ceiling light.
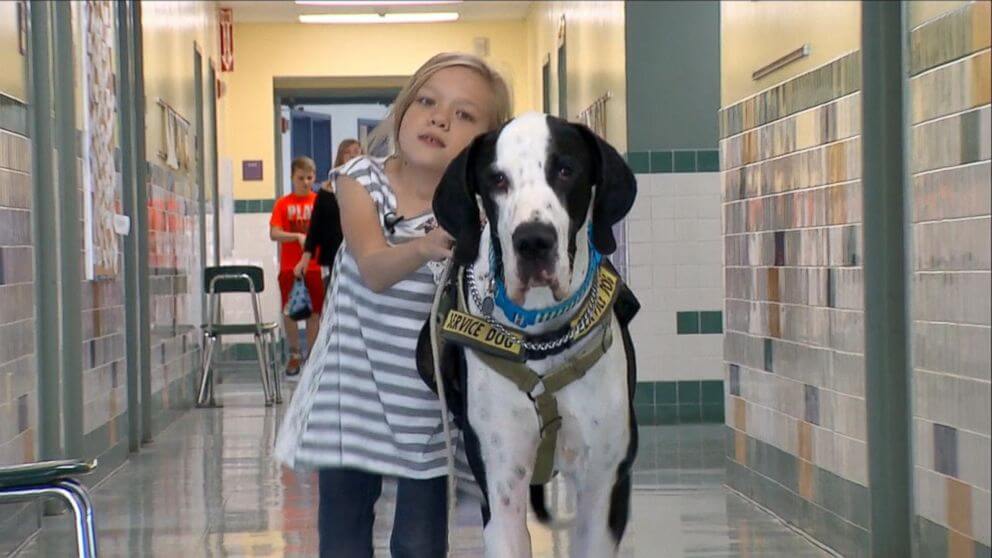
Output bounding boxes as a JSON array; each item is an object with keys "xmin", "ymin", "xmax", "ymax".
[
  {"xmin": 295, "ymin": 1, "xmax": 463, "ymax": 6},
  {"xmin": 299, "ymin": 12, "xmax": 460, "ymax": 24}
]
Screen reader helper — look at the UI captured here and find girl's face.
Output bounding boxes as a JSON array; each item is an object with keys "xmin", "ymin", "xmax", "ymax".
[
  {"xmin": 397, "ymin": 66, "xmax": 495, "ymax": 173},
  {"xmin": 343, "ymin": 143, "xmax": 362, "ymax": 163}
]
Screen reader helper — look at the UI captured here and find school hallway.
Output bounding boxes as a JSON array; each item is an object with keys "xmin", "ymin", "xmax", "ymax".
[{"xmin": 14, "ymin": 375, "xmax": 829, "ymax": 558}]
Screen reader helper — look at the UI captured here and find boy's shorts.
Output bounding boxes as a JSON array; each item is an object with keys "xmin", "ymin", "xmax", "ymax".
[{"xmin": 278, "ymin": 269, "xmax": 326, "ymax": 316}]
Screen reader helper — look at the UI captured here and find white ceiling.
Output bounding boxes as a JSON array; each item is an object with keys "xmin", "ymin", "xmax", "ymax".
[{"xmin": 220, "ymin": 1, "xmax": 534, "ymax": 23}]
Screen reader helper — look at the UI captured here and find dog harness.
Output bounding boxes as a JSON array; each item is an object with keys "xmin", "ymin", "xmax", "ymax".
[{"xmin": 431, "ymin": 261, "xmax": 623, "ymax": 485}]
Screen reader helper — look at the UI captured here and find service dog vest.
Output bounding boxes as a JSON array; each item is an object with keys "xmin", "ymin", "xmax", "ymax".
[{"xmin": 430, "ymin": 262, "xmax": 623, "ymax": 485}]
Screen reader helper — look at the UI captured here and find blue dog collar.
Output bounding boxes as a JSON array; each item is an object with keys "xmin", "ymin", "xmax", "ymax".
[{"xmin": 490, "ymin": 228, "xmax": 601, "ymax": 328}]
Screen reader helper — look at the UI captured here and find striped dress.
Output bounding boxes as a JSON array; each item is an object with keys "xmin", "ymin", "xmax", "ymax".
[{"xmin": 275, "ymin": 156, "xmax": 465, "ymax": 480}]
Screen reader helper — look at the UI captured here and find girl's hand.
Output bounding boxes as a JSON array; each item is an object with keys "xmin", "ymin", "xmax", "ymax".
[
  {"xmin": 294, "ymin": 253, "xmax": 310, "ymax": 278},
  {"xmin": 297, "ymin": 233, "xmax": 307, "ymax": 248},
  {"xmin": 419, "ymin": 228, "xmax": 454, "ymax": 261}
]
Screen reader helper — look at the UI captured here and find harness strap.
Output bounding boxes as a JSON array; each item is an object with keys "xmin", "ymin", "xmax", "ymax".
[{"xmin": 474, "ymin": 320, "xmax": 614, "ymax": 485}]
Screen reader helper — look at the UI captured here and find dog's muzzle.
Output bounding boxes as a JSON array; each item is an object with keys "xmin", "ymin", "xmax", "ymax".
[{"xmin": 512, "ymin": 222, "xmax": 557, "ymax": 265}]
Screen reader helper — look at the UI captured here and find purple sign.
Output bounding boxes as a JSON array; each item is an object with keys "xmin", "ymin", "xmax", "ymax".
[{"xmin": 242, "ymin": 160, "xmax": 263, "ymax": 181}]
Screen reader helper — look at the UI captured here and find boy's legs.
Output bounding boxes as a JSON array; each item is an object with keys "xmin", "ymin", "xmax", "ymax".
[
  {"xmin": 391, "ymin": 476, "xmax": 448, "ymax": 558},
  {"xmin": 318, "ymin": 468, "xmax": 383, "ymax": 558},
  {"xmin": 277, "ymin": 270, "xmax": 302, "ymax": 374},
  {"xmin": 303, "ymin": 269, "xmax": 326, "ymax": 356}
]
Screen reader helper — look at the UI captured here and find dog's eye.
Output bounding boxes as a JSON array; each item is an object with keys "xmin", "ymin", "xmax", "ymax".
[
  {"xmin": 492, "ymin": 173, "xmax": 509, "ymax": 190},
  {"xmin": 557, "ymin": 166, "xmax": 574, "ymax": 180}
]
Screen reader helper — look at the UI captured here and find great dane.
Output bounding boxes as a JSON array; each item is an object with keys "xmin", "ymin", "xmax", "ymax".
[{"xmin": 421, "ymin": 112, "xmax": 639, "ymax": 557}]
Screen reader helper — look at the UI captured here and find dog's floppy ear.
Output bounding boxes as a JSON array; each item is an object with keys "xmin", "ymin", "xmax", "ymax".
[
  {"xmin": 573, "ymin": 123, "xmax": 637, "ymax": 255},
  {"xmin": 433, "ymin": 134, "xmax": 484, "ymax": 265}
]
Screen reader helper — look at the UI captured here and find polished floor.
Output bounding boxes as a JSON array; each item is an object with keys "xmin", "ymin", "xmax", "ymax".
[{"xmin": 14, "ymin": 373, "xmax": 832, "ymax": 557}]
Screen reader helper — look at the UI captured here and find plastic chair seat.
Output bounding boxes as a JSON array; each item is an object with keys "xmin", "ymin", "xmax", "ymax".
[
  {"xmin": 203, "ymin": 322, "xmax": 279, "ymax": 336},
  {"xmin": 0, "ymin": 459, "xmax": 96, "ymax": 490}
]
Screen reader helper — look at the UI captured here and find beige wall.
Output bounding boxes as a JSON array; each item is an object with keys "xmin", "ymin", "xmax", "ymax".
[
  {"xmin": 721, "ymin": 1, "xmax": 860, "ymax": 107},
  {"xmin": 0, "ymin": 1, "xmax": 26, "ymax": 100},
  {"xmin": 524, "ymin": 1, "xmax": 627, "ymax": 151},
  {"xmin": 225, "ymin": 20, "xmax": 530, "ymax": 200},
  {"xmin": 142, "ymin": 1, "xmax": 227, "ymax": 168},
  {"xmin": 909, "ymin": 1, "xmax": 972, "ymax": 28}
]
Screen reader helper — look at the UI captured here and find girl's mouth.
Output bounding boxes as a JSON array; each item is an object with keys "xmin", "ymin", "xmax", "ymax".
[{"xmin": 418, "ymin": 133, "xmax": 446, "ymax": 148}]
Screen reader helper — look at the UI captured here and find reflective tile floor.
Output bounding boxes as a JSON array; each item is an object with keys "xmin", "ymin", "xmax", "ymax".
[{"xmin": 15, "ymin": 377, "xmax": 832, "ymax": 557}]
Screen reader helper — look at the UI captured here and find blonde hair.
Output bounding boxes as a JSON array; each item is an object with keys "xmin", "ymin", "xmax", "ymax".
[{"xmin": 365, "ymin": 52, "xmax": 513, "ymax": 156}]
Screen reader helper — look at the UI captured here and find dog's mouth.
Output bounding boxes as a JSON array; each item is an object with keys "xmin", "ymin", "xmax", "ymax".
[{"xmin": 510, "ymin": 266, "xmax": 567, "ymax": 305}]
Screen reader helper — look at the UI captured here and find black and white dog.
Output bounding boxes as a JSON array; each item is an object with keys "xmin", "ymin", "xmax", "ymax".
[{"xmin": 425, "ymin": 112, "xmax": 639, "ymax": 557}]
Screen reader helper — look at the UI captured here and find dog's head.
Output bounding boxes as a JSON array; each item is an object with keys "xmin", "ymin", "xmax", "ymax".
[{"xmin": 434, "ymin": 112, "xmax": 636, "ymax": 304}]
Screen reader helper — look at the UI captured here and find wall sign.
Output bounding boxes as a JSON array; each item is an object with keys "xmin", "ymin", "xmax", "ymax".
[
  {"xmin": 219, "ymin": 7, "xmax": 234, "ymax": 72},
  {"xmin": 242, "ymin": 160, "xmax": 263, "ymax": 181}
]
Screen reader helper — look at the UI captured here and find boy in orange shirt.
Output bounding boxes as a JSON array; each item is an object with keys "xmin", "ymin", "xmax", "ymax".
[{"xmin": 270, "ymin": 156, "xmax": 325, "ymax": 376}]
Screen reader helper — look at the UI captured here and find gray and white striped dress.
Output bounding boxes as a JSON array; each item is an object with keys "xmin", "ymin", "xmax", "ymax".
[{"xmin": 275, "ymin": 156, "xmax": 465, "ymax": 480}]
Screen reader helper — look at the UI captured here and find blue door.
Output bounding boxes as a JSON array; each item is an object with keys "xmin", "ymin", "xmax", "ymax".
[{"xmin": 289, "ymin": 109, "xmax": 332, "ymax": 188}]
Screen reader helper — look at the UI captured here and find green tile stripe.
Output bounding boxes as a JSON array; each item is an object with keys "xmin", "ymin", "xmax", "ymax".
[
  {"xmin": 915, "ymin": 515, "xmax": 992, "ymax": 558},
  {"xmin": 0, "ymin": 93, "xmax": 29, "ymax": 137},
  {"xmin": 625, "ymin": 149, "xmax": 720, "ymax": 174},
  {"xmin": 677, "ymin": 310, "xmax": 723, "ymax": 334},
  {"xmin": 634, "ymin": 380, "xmax": 724, "ymax": 426},
  {"xmin": 726, "ymin": 428, "xmax": 871, "ymax": 557},
  {"xmin": 234, "ymin": 198, "xmax": 276, "ymax": 213},
  {"xmin": 910, "ymin": 1, "xmax": 990, "ymax": 77}
]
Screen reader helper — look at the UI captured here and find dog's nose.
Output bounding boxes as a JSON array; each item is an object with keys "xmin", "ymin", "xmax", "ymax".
[{"xmin": 512, "ymin": 222, "xmax": 557, "ymax": 261}]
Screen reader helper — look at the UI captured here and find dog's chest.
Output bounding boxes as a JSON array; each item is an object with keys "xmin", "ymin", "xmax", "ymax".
[{"xmin": 464, "ymin": 324, "xmax": 630, "ymax": 476}]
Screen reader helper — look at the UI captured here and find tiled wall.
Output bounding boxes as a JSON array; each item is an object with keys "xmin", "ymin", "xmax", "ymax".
[
  {"xmin": 0, "ymin": 95, "xmax": 38, "ymax": 555},
  {"xmin": 720, "ymin": 50, "xmax": 871, "ymax": 557},
  {"xmin": 78, "ymin": 146, "xmax": 130, "ymax": 469},
  {"xmin": 626, "ymin": 161, "xmax": 724, "ymax": 424},
  {"xmin": 909, "ymin": 3, "xmax": 991, "ymax": 557},
  {"xmin": 146, "ymin": 162, "xmax": 204, "ymax": 431}
]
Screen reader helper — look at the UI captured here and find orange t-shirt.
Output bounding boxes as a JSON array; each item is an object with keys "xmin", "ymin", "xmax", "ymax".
[{"xmin": 270, "ymin": 192, "xmax": 320, "ymax": 271}]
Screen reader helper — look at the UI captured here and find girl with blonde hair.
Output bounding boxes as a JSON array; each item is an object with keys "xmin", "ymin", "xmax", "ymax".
[{"xmin": 276, "ymin": 52, "xmax": 512, "ymax": 557}]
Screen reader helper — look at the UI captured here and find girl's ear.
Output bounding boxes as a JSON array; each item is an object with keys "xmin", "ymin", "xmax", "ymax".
[{"xmin": 433, "ymin": 135, "xmax": 485, "ymax": 265}]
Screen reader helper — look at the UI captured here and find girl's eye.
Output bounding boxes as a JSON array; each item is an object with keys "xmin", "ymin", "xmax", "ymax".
[
  {"xmin": 456, "ymin": 110, "xmax": 476, "ymax": 122},
  {"xmin": 418, "ymin": 96, "xmax": 435, "ymax": 106},
  {"xmin": 492, "ymin": 173, "xmax": 509, "ymax": 190}
]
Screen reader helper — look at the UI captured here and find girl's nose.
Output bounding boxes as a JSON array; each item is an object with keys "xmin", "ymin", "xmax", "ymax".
[{"xmin": 430, "ymin": 114, "xmax": 449, "ymax": 130}]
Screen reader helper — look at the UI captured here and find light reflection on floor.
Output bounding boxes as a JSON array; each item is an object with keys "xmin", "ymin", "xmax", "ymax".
[{"xmin": 15, "ymin": 377, "xmax": 831, "ymax": 557}]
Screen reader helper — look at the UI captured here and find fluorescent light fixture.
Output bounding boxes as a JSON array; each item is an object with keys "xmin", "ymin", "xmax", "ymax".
[
  {"xmin": 295, "ymin": 1, "xmax": 462, "ymax": 6},
  {"xmin": 299, "ymin": 12, "xmax": 460, "ymax": 24}
]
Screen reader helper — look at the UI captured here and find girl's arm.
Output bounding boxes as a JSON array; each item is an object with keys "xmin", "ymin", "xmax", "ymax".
[{"xmin": 336, "ymin": 175, "xmax": 451, "ymax": 293}]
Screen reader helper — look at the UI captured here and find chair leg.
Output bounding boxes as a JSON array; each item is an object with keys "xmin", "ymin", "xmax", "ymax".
[
  {"xmin": 254, "ymin": 334, "xmax": 273, "ymax": 407},
  {"xmin": 56, "ymin": 480, "xmax": 98, "ymax": 558},
  {"xmin": 267, "ymin": 331, "xmax": 283, "ymax": 404},
  {"xmin": 196, "ymin": 334, "xmax": 218, "ymax": 407}
]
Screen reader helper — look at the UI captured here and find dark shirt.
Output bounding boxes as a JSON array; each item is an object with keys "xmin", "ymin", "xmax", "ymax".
[{"xmin": 304, "ymin": 189, "xmax": 344, "ymax": 267}]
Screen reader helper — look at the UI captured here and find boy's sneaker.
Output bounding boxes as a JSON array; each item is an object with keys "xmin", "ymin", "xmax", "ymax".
[{"xmin": 285, "ymin": 353, "xmax": 301, "ymax": 377}]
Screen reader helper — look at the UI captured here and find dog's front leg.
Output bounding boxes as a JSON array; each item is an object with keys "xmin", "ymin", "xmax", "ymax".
[{"xmin": 467, "ymin": 358, "xmax": 540, "ymax": 558}]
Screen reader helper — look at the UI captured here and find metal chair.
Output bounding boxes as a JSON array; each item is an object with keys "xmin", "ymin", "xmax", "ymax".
[
  {"xmin": 0, "ymin": 459, "xmax": 98, "ymax": 557},
  {"xmin": 196, "ymin": 265, "xmax": 282, "ymax": 407}
]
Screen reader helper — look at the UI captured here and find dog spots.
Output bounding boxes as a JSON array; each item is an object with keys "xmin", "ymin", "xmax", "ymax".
[
  {"xmin": 490, "ymin": 433, "xmax": 502, "ymax": 448},
  {"xmin": 592, "ymin": 419, "xmax": 601, "ymax": 429},
  {"xmin": 501, "ymin": 495, "xmax": 511, "ymax": 507},
  {"xmin": 513, "ymin": 465, "xmax": 526, "ymax": 480}
]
